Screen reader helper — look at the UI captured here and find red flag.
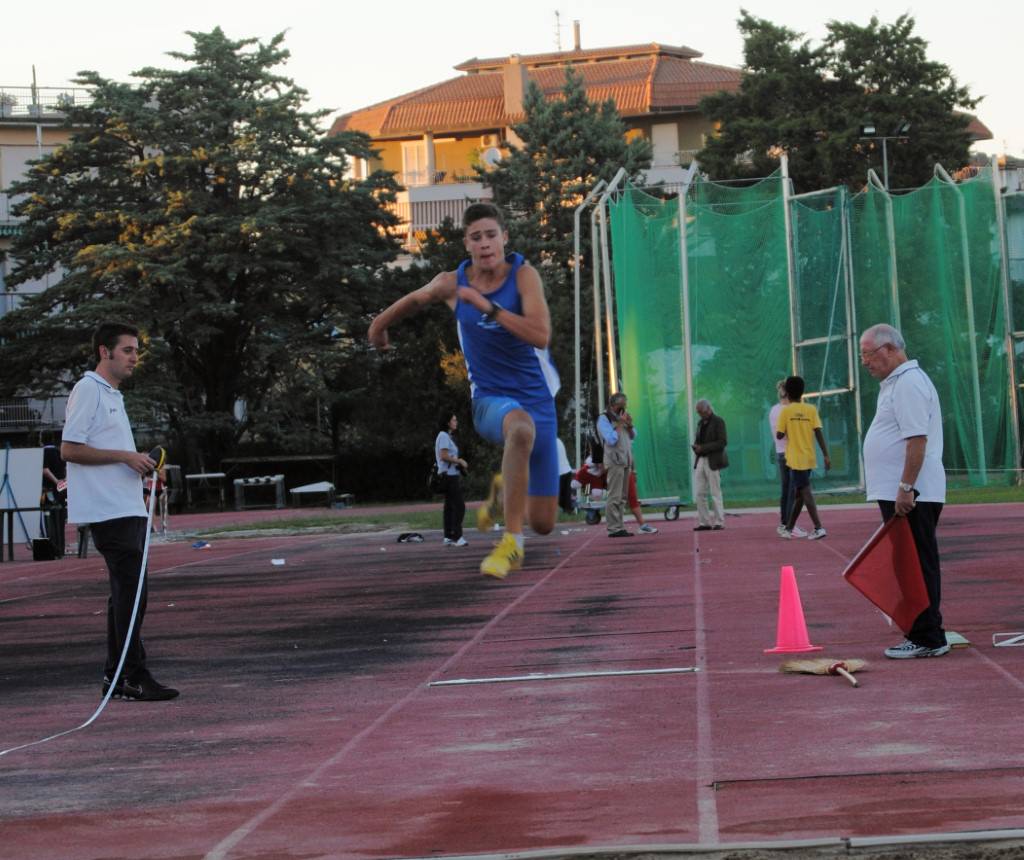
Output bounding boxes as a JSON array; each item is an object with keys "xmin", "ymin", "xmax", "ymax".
[{"xmin": 842, "ymin": 516, "xmax": 930, "ymax": 634}]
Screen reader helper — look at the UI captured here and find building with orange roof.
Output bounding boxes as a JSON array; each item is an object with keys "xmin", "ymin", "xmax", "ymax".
[{"xmin": 330, "ymin": 33, "xmax": 743, "ymax": 241}]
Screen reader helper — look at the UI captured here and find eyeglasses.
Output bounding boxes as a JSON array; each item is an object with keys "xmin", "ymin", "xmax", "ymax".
[{"xmin": 859, "ymin": 344, "xmax": 888, "ymax": 360}]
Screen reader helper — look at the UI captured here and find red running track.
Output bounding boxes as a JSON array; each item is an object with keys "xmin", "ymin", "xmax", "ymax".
[{"xmin": 1, "ymin": 503, "xmax": 1023, "ymax": 859}]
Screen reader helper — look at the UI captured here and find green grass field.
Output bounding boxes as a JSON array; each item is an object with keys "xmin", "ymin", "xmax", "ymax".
[{"xmin": 195, "ymin": 482, "xmax": 1023, "ymax": 537}]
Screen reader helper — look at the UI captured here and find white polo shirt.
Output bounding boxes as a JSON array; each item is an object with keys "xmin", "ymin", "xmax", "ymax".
[
  {"xmin": 62, "ymin": 371, "xmax": 147, "ymax": 524},
  {"xmin": 863, "ymin": 359, "xmax": 945, "ymax": 503}
]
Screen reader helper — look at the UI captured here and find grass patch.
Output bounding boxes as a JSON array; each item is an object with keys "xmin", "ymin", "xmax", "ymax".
[{"xmin": 194, "ymin": 483, "xmax": 1021, "ymax": 536}]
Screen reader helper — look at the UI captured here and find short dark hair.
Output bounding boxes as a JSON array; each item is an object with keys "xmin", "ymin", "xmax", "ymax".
[
  {"xmin": 784, "ymin": 375, "xmax": 805, "ymax": 401},
  {"xmin": 462, "ymin": 202, "xmax": 505, "ymax": 229},
  {"xmin": 93, "ymin": 322, "xmax": 139, "ymax": 363}
]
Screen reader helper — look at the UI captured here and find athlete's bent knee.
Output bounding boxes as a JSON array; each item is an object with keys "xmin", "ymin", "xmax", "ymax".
[
  {"xmin": 529, "ymin": 515, "xmax": 556, "ymax": 535},
  {"xmin": 503, "ymin": 414, "xmax": 536, "ymax": 450}
]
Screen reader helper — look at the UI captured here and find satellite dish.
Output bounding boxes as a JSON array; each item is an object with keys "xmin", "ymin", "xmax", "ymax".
[{"xmin": 483, "ymin": 146, "xmax": 503, "ymax": 166}]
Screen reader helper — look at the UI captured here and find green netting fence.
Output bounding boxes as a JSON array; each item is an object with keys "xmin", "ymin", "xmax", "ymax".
[{"xmin": 604, "ymin": 164, "xmax": 1021, "ymax": 503}]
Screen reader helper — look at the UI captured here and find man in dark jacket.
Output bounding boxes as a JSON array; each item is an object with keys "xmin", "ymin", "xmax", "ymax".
[{"xmin": 692, "ymin": 399, "xmax": 728, "ymax": 530}]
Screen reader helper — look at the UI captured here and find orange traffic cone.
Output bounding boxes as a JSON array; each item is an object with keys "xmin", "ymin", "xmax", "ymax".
[{"xmin": 764, "ymin": 565, "xmax": 822, "ymax": 654}]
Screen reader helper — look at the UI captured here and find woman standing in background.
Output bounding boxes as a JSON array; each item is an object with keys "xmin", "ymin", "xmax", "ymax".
[{"xmin": 436, "ymin": 413, "xmax": 469, "ymax": 546}]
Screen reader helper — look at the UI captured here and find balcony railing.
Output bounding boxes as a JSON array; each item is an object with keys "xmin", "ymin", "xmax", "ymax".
[
  {"xmin": 0, "ymin": 396, "xmax": 68, "ymax": 430},
  {"xmin": 392, "ymin": 197, "xmax": 490, "ymax": 233},
  {"xmin": 0, "ymin": 86, "xmax": 92, "ymax": 119},
  {"xmin": 399, "ymin": 169, "xmax": 482, "ymax": 188},
  {"xmin": 385, "ymin": 181, "xmax": 492, "ymax": 248}
]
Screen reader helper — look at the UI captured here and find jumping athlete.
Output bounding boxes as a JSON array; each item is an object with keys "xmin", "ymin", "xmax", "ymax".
[{"xmin": 368, "ymin": 203, "xmax": 560, "ymax": 579}]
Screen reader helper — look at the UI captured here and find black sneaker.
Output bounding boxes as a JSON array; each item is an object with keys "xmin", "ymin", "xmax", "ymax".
[
  {"xmin": 101, "ymin": 675, "xmax": 124, "ymax": 699},
  {"xmin": 120, "ymin": 672, "xmax": 180, "ymax": 701}
]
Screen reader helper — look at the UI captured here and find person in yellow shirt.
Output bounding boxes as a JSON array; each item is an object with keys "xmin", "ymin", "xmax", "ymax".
[{"xmin": 775, "ymin": 376, "xmax": 831, "ymax": 540}]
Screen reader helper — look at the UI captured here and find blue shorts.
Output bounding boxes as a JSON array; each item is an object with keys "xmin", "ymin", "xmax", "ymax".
[{"xmin": 472, "ymin": 396, "xmax": 559, "ymax": 497}]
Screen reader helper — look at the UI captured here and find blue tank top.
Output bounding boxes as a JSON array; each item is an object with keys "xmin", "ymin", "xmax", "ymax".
[{"xmin": 455, "ymin": 253, "xmax": 560, "ymax": 406}]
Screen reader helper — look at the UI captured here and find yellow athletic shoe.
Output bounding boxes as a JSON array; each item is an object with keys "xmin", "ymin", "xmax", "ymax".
[
  {"xmin": 480, "ymin": 532, "xmax": 523, "ymax": 580},
  {"xmin": 476, "ymin": 473, "xmax": 504, "ymax": 532}
]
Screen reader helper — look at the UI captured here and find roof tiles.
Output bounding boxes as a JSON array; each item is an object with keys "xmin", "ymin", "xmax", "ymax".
[{"xmin": 330, "ymin": 45, "xmax": 741, "ymax": 138}]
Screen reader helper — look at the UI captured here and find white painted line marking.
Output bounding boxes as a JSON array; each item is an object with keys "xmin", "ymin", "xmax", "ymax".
[{"xmin": 993, "ymin": 632, "xmax": 1024, "ymax": 647}]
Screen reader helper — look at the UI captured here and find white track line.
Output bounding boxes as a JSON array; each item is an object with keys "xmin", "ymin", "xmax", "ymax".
[
  {"xmin": 692, "ymin": 533, "xmax": 719, "ymax": 844},
  {"xmin": 204, "ymin": 531, "xmax": 604, "ymax": 860}
]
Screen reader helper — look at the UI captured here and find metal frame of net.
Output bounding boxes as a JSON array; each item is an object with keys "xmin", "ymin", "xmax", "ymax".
[{"xmin": 583, "ymin": 160, "xmax": 1022, "ymax": 503}]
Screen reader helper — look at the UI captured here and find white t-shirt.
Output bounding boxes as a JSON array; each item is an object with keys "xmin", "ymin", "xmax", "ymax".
[
  {"xmin": 768, "ymin": 402, "xmax": 787, "ymax": 454},
  {"xmin": 863, "ymin": 360, "xmax": 945, "ymax": 503},
  {"xmin": 62, "ymin": 371, "xmax": 147, "ymax": 524},
  {"xmin": 556, "ymin": 437, "xmax": 572, "ymax": 476},
  {"xmin": 435, "ymin": 431, "xmax": 459, "ymax": 476}
]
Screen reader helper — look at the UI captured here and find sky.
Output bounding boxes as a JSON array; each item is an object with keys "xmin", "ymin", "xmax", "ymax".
[{"xmin": 4, "ymin": 0, "xmax": 1021, "ymax": 156}]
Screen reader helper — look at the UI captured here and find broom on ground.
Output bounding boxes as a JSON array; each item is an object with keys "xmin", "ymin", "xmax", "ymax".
[{"xmin": 780, "ymin": 658, "xmax": 867, "ymax": 687}]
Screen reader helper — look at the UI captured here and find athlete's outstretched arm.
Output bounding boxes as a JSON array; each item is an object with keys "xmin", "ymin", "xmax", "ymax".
[
  {"xmin": 456, "ymin": 264, "xmax": 551, "ymax": 348},
  {"xmin": 368, "ymin": 271, "xmax": 457, "ymax": 350}
]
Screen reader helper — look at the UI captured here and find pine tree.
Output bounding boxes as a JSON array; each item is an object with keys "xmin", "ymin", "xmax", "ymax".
[{"xmin": 0, "ymin": 28, "xmax": 400, "ymax": 466}]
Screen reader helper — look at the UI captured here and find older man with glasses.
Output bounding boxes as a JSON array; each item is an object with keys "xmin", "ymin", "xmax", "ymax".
[{"xmin": 860, "ymin": 323, "xmax": 949, "ymax": 660}]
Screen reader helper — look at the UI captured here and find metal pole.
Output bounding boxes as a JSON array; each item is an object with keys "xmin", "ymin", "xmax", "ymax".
[
  {"xmin": 597, "ymin": 168, "xmax": 628, "ymax": 395},
  {"xmin": 882, "ymin": 138, "xmax": 889, "ymax": 191},
  {"xmin": 780, "ymin": 154, "xmax": 799, "ymax": 374},
  {"xmin": 589, "ymin": 206, "xmax": 606, "ymax": 414},
  {"xmin": 677, "ymin": 164, "xmax": 699, "ymax": 502},
  {"xmin": 867, "ymin": 169, "xmax": 901, "ymax": 328},
  {"xmin": 935, "ymin": 164, "xmax": 987, "ymax": 482},
  {"xmin": 989, "ymin": 162, "xmax": 1022, "ymax": 479},
  {"xmin": 32, "ymin": 65, "xmax": 43, "ymax": 159},
  {"xmin": 573, "ymin": 179, "xmax": 606, "ymax": 470},
  {"xmin": 841, "ymin": 188, "xmax": 866, "ymax": 491}
]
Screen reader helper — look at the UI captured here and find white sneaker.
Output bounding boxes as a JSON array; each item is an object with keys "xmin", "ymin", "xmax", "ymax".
[
  {"xmin": 443, "ymin": 538, "xmax": 453, "ymax": 546},
  {"xmin": 776, "ymin": 524, "xmax": 787, "ymax": 536},
  {"xmin": 807, "ymin": 527, "xmax": 827, "ymax": 540},
  {"xmin": 884, "ymin": 639, "xmax": 950, "ymax": 659},
  {"xmin": 638, "ymin": 524, "xmax": 658, "ymax": 534},
  {"xmin": 790, "ymin": 526, "xmax": 808, "ymax": 538},
  {"xmin": 778, "ymin": 529, "xmax": 793, "ymax": 539},
  {"xmin": 453, "ymin": 537, "xmax": 469, "ymax": 547}
]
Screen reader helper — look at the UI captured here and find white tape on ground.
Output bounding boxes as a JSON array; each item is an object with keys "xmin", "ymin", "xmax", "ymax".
[{"xmin": 0, "ymin": 469, "xmax": 160, "ymax": 758}]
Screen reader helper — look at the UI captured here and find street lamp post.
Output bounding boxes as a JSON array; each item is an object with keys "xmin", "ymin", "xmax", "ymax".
[{"xmin": 859, "ymin": 121, "xmax": 911, "ymax": 190}]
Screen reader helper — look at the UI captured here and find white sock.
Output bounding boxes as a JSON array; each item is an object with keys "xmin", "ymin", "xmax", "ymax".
[{"xmin": 510, "ymin": 532, "xmax": 524, "ymax": 550}]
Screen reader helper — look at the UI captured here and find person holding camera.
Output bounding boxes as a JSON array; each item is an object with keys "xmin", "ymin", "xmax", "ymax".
[
  {"xmin": 435, "ymin": 412, "xmax": 468, "ymax": 547},
  {"xmin": 692, "ymin": 398, "xmax": 728, "ymax": 531},
  {"xmin": 597, "ymin": 392, "xmax": 635, "ymax": 537}
]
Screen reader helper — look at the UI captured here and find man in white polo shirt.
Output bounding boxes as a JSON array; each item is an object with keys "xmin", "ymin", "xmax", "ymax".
[
  {"xmin": 61, "ymin": 322, "xmax": 179, "ymax": 701},
  {"xmin": 860, "ymin": 323, "xmax": 948, "ymax": 660}
]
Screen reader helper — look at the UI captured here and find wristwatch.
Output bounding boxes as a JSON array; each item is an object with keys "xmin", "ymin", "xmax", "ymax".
[
  {"xmin": 898, "ymin": 481, "xmax": 914, "ymax": 493},
  {"xmin": 482, "ymin": 301, "xmax": 504, "ymax": 322}
]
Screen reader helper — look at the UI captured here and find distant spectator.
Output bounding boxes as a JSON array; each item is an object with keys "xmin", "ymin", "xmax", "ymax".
[
  {"xmin": 597, "ymin": 392, "xmax": 635, "ymax": 537},
  {"xmin": 775, "ymin": 376, "xmax": 830, "ymax": 540},
  {"xmin": 435, "ymin": 412, "xmax": 468, "ymax": 547},
  {"xmin": 691, "ymin": 399, "xmax": 728, "ymax": 531},
  {"xmin": 768, "ymin": 381, "xmax": 805, "ymax": 537}
]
